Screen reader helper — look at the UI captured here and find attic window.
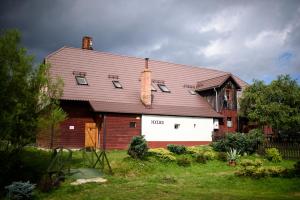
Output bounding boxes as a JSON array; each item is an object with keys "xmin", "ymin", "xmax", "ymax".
[
  {"xmin": 189, "ymin": 90, "xmax": 196, "ymax": 95},
  {"xmin": 75, "ymin": 76, "xmax": 88, "ymax": 85},
  {"xmin": 112, "ymin": 80, "xmax": 123, "ymax": 89},
  {"xmin": 157, "ymin": 84, "xmax": 170, "ymax": 93},
  {"xmin": 151, "ymin": 83, "xmax": 157, "ymax": 91}
]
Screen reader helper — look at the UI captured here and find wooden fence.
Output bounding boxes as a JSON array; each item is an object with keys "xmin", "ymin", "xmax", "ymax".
[{"xmin": 258, "ymin": 142, "xmax": 300, "ymax": 159}]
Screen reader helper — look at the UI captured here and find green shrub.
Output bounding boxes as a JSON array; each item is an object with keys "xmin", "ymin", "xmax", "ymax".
[
  {"xmin": 194, "ymin": 154, "xmax": 207, "ymax": 164},
  {"xmin": 211, "ymin": 129, "xmax": 264, "ymax": 154},
  {"xmin": 217, "ymin": 152, "xmax": 227, "ymax": 162},
  {"xmin": 226, "ymin": 148, "xmax": 240, "ymax": 162},
  {"xmin": 5, "ymin": 181, "xmax": 36, "ymax": 200},
  {"xmin": 127, "ymin": 135, "xmax": 148, "ymax": 159},
  {"xmin": 265, "ymin": 148, "xmax": 282, "ymax": 163},
  {"xmin": 240, "ymin": 159, "xmax": 263, "ymax": 167},
  {"xmin": 294, "ymin": 160, "xmax": 300, "ymax": 176},
  {"xmin": 203, "ymin": 151, "xmax": 217, "ymax": 160},
  {"xmin": 167, "ymin": 144, "xmax": 187, "ymax": 155},
  {"xmin": 148, "ymin": 148, "xmax": 176, "ymax": 162},
  {"xmin": 177, "ymin": 157, "xmax": 191, "ymax": 167}
]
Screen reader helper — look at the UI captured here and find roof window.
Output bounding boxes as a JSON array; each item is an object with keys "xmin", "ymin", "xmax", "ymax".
[
  {"xmin": 189, "ymin": 90, "xmax": 197, "ymax": 95},
  {"xmin": 75, "ymin": 76, "xmax": 88, "ymax": 85},
  {"xmin": 112, "ymin": 80, "xmax": 123, "ymax": 89},
  {"xmin": 151, "ymin": 83, "xmax": 157, "ymax": 91},
  {"xmin": 157, "ymin": 84, "xmax": 170, "ymax": 93}
]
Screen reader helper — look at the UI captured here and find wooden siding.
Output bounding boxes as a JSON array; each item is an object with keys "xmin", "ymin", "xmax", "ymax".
[{"xmin": 102, "ymin": 113, "xmax": 141, "ymax": 149}]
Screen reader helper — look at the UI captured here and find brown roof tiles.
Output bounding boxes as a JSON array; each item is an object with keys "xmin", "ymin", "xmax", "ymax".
[{"xmin": 47, "ymin": 47, "xmax": 247, "ymax": 118}]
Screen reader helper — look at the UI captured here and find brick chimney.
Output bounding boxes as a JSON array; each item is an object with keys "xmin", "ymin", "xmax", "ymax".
[
  {"xmin": 82, "ymin": 36, "xmax": 93, "ymax": 50},
  {"xmin": 141, "ymin": 58, "xmax": 152, "ymax": 107}
]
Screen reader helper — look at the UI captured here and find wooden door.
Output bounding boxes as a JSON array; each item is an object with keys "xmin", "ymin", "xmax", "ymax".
[{"xmin": 85, "ymin": 123, "xmax": 99, "ymax": 148}]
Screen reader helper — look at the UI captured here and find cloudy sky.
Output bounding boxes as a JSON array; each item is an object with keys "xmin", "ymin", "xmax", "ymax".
[{"xmin": 1, "ymin": 0, "xmax": 300, "ymax": 84}]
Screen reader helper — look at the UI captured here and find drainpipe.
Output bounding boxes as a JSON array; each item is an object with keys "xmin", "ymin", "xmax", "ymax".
[
  {"xmin": 103, "ymin": 114, "xmax": 107, "ymax": 151},
  {"xmin": 214, "ymin": 88, "xmax": 218, "ymax": 112}
]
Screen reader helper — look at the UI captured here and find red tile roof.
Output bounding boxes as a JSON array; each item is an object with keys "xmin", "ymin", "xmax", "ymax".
[{"xmin": 46, "ymin": 47, "xmax": 247, "ymax": 118}]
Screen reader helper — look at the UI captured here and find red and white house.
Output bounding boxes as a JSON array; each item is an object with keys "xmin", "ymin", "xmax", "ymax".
[{"xmin": 37, "ymin": 37, "xmax": 248, "ymax": 149}]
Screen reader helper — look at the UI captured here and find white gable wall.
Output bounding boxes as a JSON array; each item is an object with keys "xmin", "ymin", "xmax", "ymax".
[{"xmin": 142, "ymin": 115, "xmax": 214, "ymax": 141}]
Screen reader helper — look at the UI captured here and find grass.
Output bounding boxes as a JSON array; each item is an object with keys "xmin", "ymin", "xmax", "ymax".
[{"xmin": 32, "ymin": 149, "xmax": 300, "ymax": 200}]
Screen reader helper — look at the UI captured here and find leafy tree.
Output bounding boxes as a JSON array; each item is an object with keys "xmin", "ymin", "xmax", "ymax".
[
  {"xmin": 240, "ymin": 75, "xmax": 300, "ymax": 138},
  {"xmin": 37, "ymin": 64, "xmax": 67, "ymax": 149},
  {"xmin": 0, "ymin": 29, "xmax": 39, "ymax": 152}
]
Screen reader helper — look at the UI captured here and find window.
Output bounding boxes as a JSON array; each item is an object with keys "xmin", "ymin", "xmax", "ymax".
[
  {"xmin": 112, "ymin": 80, "xmax": 123, "ymax": 89},
  {"xmin": 75, "ymin": 76, "xmax": 88, "ymax": 85},
  {"xmin": 157, "ymin": 84, "xmax": 170, "ymax": 93},
  {"xmin": 227, "ymin": 117, "xmax": 232, "ymax": 128},
  {"xmin": 151, "ymin": 83, "xmax": 157, "ymax": 91},
  {"xmin": 129, "ymin": 122, "xmax": 136, "ymax": 128},
  {"xmin": 174, "ymin": 124, "xmax": 180, "ymax": 129},
  {"xmin": 189, "ymin": 90, "xmax": 196, "ymax": 95}
]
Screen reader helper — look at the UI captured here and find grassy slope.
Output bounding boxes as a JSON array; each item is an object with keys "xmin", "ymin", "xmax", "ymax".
[{"xmin": 36, "ymin": 150, "xmax": 300, "ymax": 200}]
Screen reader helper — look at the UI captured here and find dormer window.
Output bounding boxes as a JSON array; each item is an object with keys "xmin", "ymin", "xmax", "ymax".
[
  {"xmin": 151, "ymin": 83, "xmax": 157, "ymax": 91},
  {"xmin": 112, "ymin": 80, "xmax": 123, "ymax": 89},
  {"xmin": 157, "ymin": 84, "xmax": 170, "ymax": 93},
  {"xmin": 75, "ymin": 76, "xmax": 88, "ymax": 85}
]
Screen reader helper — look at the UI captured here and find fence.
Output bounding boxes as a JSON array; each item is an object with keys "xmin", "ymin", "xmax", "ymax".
[{"xmin": 258, "ymin": 142, "xmax": 300, "ymax": 159}]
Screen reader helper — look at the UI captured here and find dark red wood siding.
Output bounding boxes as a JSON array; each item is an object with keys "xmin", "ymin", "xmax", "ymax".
[{"xmin": 102, "ymin": 113, "xmax": 141, "ymax": 149}]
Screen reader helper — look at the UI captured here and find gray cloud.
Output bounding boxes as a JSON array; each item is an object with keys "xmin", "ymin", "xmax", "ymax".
[{"xmin": 1, "ymin": 0, "xmax": 300, "ymax": 83}]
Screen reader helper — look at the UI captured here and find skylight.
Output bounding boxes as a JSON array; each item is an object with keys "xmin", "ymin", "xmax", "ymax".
[
  {"xmin": 75, "ymin": 76, "xmax": 88, "ymax": 85},
  {"xmin": 189, "ymin": 90, "xmax": 196, "ymax": 95},
  {"xmin": 112, "ymin": 80, "xmax": 123, "ymax": 89},
  {"xmin": 157, "ymin": 84, "xmax": 170, "ymax": 93},
  {"xmin": 151, "ymin": 83, "xmax": 157, "ymax": 91}
]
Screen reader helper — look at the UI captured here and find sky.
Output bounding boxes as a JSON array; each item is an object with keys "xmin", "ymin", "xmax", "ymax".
[{"xmin": 1, "ymin": 0, "xmax": 300, "ymax": 84}]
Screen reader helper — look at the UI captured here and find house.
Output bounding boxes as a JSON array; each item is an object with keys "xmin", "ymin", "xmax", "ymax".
[{"xmin": 37, "ymin": 36, "xmax": 248, "ymax": 149}]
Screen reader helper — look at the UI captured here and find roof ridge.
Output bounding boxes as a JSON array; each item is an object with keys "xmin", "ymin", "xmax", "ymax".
[
  {"xmin": 45, "ymin": 46, "xmax": 67, "ymax": 61},
  {"xmin": 197, "ymin": 73, "xmax": 231, "ymax": 83},
  {"xmin": 59, "ymin": 46, "xmax": 230, "ymax": 74}
]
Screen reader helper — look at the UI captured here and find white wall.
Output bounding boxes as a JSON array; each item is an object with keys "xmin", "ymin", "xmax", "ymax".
[{"xmin": 142, "ymin": 115, "xmax": 214, "ymax": 141}]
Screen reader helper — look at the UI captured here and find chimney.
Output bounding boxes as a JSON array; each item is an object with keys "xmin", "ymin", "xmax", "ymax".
[
  {"xmin": 141, "ymin": 58, "xmax": 152, "ymax": 107},
  {"xmin": 82, "ymin": 36, "xmax": 93, "ymax": 50}
]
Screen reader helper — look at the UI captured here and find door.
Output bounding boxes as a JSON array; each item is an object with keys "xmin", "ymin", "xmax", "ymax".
[{"xmin": 85, "ymin": 123, "xmax": 99, "ymax": 148}]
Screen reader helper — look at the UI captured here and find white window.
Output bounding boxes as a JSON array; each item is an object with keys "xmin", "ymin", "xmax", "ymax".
[
  {"xmin": 157, "ymin": 84, "xmax": 170, "ymax": 93},
  {"xmin": 227, "ymin": 117, "xmax": 232, "ymax": 128},
  {"xmin": 112, "ymin": 80, "xmax": 123, "ymax": 89},
  {"xmin": 151, "ymin": 83, "xmax": 157, "ymax": 91},
  {"xmin": 75, "ymin": 76, "xmax": 88, "ymax": 85}
]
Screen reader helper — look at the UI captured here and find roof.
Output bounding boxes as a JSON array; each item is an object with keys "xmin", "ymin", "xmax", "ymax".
[
  {"xmin": 196, "ymin": 74, "xmax": 242, "ymax": 91},
  {"xmin": 46, "ymin": 47, "xmax": 247, "ymax": 118}
]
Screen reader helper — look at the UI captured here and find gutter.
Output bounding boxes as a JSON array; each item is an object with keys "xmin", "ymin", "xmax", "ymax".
[{"xmin": 214, "ymin": 88, "xmax": 218, "ymax": 112}]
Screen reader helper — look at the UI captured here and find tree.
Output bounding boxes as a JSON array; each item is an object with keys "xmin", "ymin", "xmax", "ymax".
[
  {"xmin": 0, "ymin": 29, "xmax": 39, "ymax": 152},
  {"xmin": 240, "ymin": 75, "xmax": 300, "ymax": 138},
  {"xmin": 37, "ymin": 64, "xmax": 67, "ymax": 149}
]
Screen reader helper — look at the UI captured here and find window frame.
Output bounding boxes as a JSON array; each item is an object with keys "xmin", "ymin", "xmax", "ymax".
[
  {"xmin": 75, "ymin": 75, "xmax": 88, "ymax": 85},
  {"xmin": 129, "ymin": 122, "xmax": 136, "ymax": 128},
  {"xmin": 151, "ymin": 83, "xmax": 157, "ymax": 91},
  {"xmin": 157, "ymin": 83, "xmax": 171, "ymax": 93}
]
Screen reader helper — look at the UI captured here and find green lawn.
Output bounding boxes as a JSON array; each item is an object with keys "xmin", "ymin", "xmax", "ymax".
[{"xmin": 34, "ymin": 149, "xmax": 300, "ymax": 200}]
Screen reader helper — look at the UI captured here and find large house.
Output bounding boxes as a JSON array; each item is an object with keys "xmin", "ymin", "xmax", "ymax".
[{"xmin": 37, "ymin": 36, "xmax": 248, "ymax": 149}]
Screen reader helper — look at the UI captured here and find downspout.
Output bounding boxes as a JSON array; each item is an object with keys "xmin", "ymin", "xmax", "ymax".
[
  {"xmin": 214, "ymin": 88, "xmax": 218, "ymax": 112},
  {"xmin": 103, "ymin": 114, "xmax": 107, "ymax": 151}
]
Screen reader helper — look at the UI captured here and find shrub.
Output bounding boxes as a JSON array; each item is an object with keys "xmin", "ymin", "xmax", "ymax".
[
  {"xmin": 294, "ymin": 160, "xmax": 300, "ymax": 176},
  {"xmin": 127, "ymin": 135, "xmax": 148, "ymax": 159},
  {"xmin": 211, "ymin": 129, "xmax": 264, "ymax": 154},
  {"xmin": 177, "ymin": 157, "xmax": 191, "ymax": 167},
  {"xmin": 5, "ymin": 181, "xmax": 36, "ymax": 200},
  {"xmin": 240, "ymin": 159, "xmax": 263, "ymax": 167},
  {"xmin": 226, "ymin": 148, "xmax": 240, "ymax": 162},
  {"xmin": 193, "ymin": 153, "xmax": 207, "ymax": 164},
  {"xmin": 167, "ymin": 144, "xmax": 187, "ymax": 155},
  {"xmin": 265, "ymin": 148, "xmax": 282, "ymax": 163},
  {"xmin": 148, "ymin": 148, "xmax": 176, "ymax": 162},
  {"xmin": 203, "ymin": 151, "xmax": 217, "ymax": 160},
  {"xmin": 217, "ymin": 152, "xmax": 227, "ymax": 162}
]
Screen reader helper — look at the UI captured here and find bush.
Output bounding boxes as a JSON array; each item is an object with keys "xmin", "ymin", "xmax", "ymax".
[
  {"xmin": 5, "ymin": 181, "xmax": 36, "ymax": 200},
  {"xmin": 167, "ymin": 144, "xmax": 187, "ymax": 155},
  {"xmin": 177, "ymin": 157, "xmax": 191, "ymax": 167},
  {"xmin": 193, "ymin": 153, "xmax": 207, "ymax": 164},
  {"xmin": 127, "ymin": 135, "xmax": 148, "ymax": 159},
  {"xmin": 211, "ymin": 129, "xmax": 264, "ymax": 154},
  {"xmin": 265, "ymin": 148, "xmax": 282, "ymax": 163},
  {"xmin": 217, "ymin": 152, "xmax": 227, "ymax": 162},
  {"xmin": 294, "ymin": 161, "xmax": 300, "ymax": 176},
  {"xmin": 240, "ymin": 159, "xmax": 263, "ymax": 167},
  {"xmin": 148, "ymin": 148, "xmax": 176, "ymax": 162}
]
